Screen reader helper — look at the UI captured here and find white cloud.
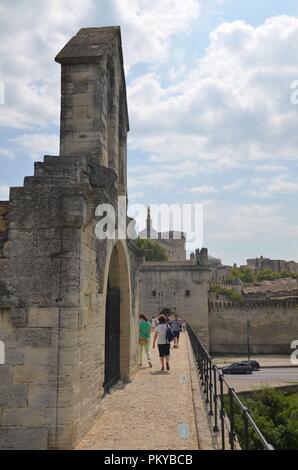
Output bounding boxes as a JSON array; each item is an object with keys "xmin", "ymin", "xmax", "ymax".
[
  {"xmin": 254, "ymin": 164, "xmax": 287, "ymax": 173},
  {"xmin": 0, "ymin": 0, "xmax": 201, "ymax": 130},
  {"xmin": 0, "ymin": 185, "xmax": 9, "ymax": 200},
  {"xmin": 0, "ymin": 149, "xmax": 14, "ymax": 159},
  {"xmin": 205, "ymin": 202, "xmax": 287, "ymax": 241},
  {"xmin": 0, "ymin": 0, "xmax": 95, "ymax": 129},
  {"xmin": 248, "ymin": 175, "xmax": 298, "ymax": 197},
  {"xmin": 11, "ymin": 133, "xmax": 59, "ymax": 160},
  {"xmin": 222, "ymin": 179, "xmax": 244, "ymax": 191},
  {"xmin": 128, "ymin": 16, "xmax": 298, "ymax": 189},
  {"xmin": 190, "ymin": 185, "xmax": 218, "ymax": 194},
  {"xmin": 117, "ymin": 0, "xmax": 201, "ymax": 68}
]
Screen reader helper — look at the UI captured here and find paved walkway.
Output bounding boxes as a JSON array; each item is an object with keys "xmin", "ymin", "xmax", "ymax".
[{"xmin": 76, "ymin": 333, "xmax": 200, "ymax": 450}]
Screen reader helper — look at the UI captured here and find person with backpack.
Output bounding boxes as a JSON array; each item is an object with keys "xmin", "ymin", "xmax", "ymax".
[
  {"xmin": 152, "ymin": 314, "xmax": 174, "ymax": 371},
  {"xmin": 139, "ymin": 314, "xmax": 152, "ymax": 368},
  {"xmin": 170, "ymin": 314, "xmax": 182, "ymax": 348}
]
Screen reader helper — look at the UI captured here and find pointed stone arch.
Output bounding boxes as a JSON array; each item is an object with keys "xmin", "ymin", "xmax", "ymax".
[{"xmin": 103, "ymin": 240, "xmax": 132, "ymax": 382}]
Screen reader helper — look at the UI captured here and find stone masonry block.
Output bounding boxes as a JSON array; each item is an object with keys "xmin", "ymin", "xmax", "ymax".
[
  {"xmin": 59, "ymin": 308, "xmax": 79, "ymax": 329},
  {"xmin": 58, "ymin": 348, "xmax": 78, "ymax": 366},
  {"xmin": 56, "ymin": 386, "xmax": 75, "ymax": 408},
  {"xmin": 11, "ymin": 308, "xmax": 28, "ymax": 328},
  {"xmin": 0, "ymin": 366, "xmax": 11, "ymax": 385},
  {"xmin": 1, "ymin": 408, "xmax": 47, "ymax": 427},
  {"xmin": 55, "ymin": 424, "xmax": 76, "ymax": 450},
  {"xmin": 16, "ymin": 328, "xmax": 52, "ymax": 347},
  {"xmin": 5, "ymin": 348, "xmax": 25, "ymax": 365},
  {"xmin": 28, "ymin": 384, "xmax": 57, "ymax": 408},
  {"xmin": 0, "ymin": 427, "xmax": 48, "ymax": 450},
  {"xmin": 0, "ymin": 385, "xmax": 28, "ymax": 407},
  {"xmin": 28, "ymin": 307, "xmax": 38, "ymax": 327},
  {"xmin": 57, "ymin": 407, "xmax": 75, "ymax": 425},
  {"xmin": 13, "ymin": 365, "xmax": 49, "ymax": 385},
  {"xmin": 37, "ymin": 308, "xmax": 59, "ymax": 328},
  {"xmin": 24, "ymin": 346, "xmax": 57, "ymax": 366}
]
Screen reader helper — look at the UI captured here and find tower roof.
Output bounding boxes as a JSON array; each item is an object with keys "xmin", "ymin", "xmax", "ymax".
[{"xmin": 55, "ymin": 26, "xmax": 121, "ymax": 63}]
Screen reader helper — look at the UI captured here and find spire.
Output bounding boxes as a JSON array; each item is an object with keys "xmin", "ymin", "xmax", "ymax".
[{"xmin": 146, "ymin": 206, "xmax": 152, "ymax": 239}]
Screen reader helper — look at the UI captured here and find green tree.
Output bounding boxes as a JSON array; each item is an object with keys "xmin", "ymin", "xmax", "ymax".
[
  {"xmin": 227, "ymin": 388, "xmax": 298, "ymax": 450},
  {"xmin": 210, "ymin": 285, "xmax": 243, "ymax": 303},
  {"xmin": 255, "ymin": 269, "xmax": 279, "ymax": 281},
  {"xmin": 136, "ymin": 238, "xmax": 169, "ymax": 262},
  {"xmin": 226, "ymin": 266, "xmax": 255, "ymax": 284}
]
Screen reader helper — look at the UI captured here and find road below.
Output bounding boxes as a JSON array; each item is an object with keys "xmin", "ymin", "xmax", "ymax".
[{"xmin": 222, "ymin": 367, "xmax": 298, "ymax": 392}]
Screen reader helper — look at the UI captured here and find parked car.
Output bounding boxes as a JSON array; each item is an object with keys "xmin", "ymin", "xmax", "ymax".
[
  {"xmin": 222, "ymin": 362, "xmax": 253, "ymax": 374},
  {"xmin": 238, "ymin": 360, "xmax": 260, "ymax": 370}
]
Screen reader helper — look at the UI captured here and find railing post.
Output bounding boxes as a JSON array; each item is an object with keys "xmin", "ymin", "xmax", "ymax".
[
  {"xmin": 204, "ymin": 354, "xmax": 209, "ymax": 403},
  {"xmin": 200, "ymin": 346, "xmax": 204, "ymax": 386},
  {"xmin": 242, "ymin": 407, "xmax": 250, "ymax": 450},
  {"xmin": 219, "ymin": 373, "xmax": 225, "ymax": 450},
  {"xmin": 198, "ymin": 345, "xmax": 203, "ymax": 384},
  {"xmin": 213, "ymin": 365, "xmax": 219, "ymax": 432},
  {"xmin": 202, "ymin": 354, "xmax": 206, "ymax": 393},
  {"xmin": 208, "ymin": 358, "xmax": 213, "ymax": 416},
  {"xmin": 228, "ymin": 388, "xmax": 235, "ymax": 450}
]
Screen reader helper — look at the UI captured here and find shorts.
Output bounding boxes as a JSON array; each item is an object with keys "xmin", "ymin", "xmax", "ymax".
[
  {"xmin": 173, "ymin": 330, "xmax": 180, "ymax": 338},
  {"xmin": 158, "ymin": 344, "xmax": 170, "ymax": 357}
]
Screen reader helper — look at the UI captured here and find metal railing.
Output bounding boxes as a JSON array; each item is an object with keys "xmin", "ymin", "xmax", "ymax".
[{"xmin": 187, "ymin": 324, "xmax": 274, "ymax": 450}]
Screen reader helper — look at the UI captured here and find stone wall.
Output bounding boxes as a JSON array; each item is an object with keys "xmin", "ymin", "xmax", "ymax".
[
  {"xmin": 0, "ymin": 202, "xmax": 9, "ymax": 258},
  {"xmin": 0, "ymin": 27, "xmax": 140, "ymax": 450},
  {"xmin": 157, "ymin": 237, "xmax": 186, "ymax": 262},
  {"xmin": 139, "ymin": 260, "xmax": 210, "ymax": 348},
  {"xmin": 209, "ymin": 302, "xmax": 298, "ymax": 354}
]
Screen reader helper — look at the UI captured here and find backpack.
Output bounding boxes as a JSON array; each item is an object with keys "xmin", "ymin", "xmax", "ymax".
[{"xmin": 166, "ymin": 325, "xmax": 175, "ymax": 343}]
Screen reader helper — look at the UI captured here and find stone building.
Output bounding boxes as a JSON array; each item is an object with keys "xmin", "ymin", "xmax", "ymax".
[
  {"xmin": 139, "ymin": 249, "xmax": 211, "ymax": 347},
  {"xmin": 0, "ymin": 27, "xmax": 142, "ymax": 450},
  {"xmin": 247, "ymin": 256, "xmax": 298, "ymax": 274},
  {"xmin": 139, "ymin": 207, "xmax": 186, "ymax": 261}
]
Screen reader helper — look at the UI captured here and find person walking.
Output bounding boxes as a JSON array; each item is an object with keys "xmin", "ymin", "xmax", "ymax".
[
  {"xmin": 170, "ymin": 314, "xmax": 182, "ymax": 348},
  {"xmin": 139, "ymin": 314, "xmax": 152, "ymax": 368},
  {"xmin": 152, "ymin": 314, "xmax": 171, "ymax": 371},
  {"xmin": 151, "ymin": 316, "xmax": 157, "ymax": 331}
]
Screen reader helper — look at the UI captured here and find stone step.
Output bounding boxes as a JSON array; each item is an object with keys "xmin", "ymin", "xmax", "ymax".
[{"xmin": 23, "ymin": 175, "xmax": 78, "ymax": 187}]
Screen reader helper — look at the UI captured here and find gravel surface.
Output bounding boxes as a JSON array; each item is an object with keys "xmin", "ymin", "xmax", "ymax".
[{"xmin": 76, "ymin": 333, "xmax": 199, "ymax": 450}]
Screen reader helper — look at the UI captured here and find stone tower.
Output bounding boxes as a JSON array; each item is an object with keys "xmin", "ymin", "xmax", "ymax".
[
  {"xmin": 0, "ymin": 27, "xmax": 141, "ymax": 450},
  {"xmin": 56, "ymin": 26, "xmax": 129, "ymax": 197}
]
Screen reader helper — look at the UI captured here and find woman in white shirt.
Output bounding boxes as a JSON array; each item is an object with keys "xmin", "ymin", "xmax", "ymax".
[{"xmin": 153, "ymin": 314, "xmax": 171, "ymax": 371}]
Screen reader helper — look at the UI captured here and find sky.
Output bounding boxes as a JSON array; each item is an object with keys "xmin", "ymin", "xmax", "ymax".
[{"xmin": 0, "ymin": 0, "xmax": 298, "ymax": 265}]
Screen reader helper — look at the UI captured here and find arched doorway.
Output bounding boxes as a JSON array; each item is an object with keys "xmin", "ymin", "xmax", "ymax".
[
  {"xmin": 104, "ymin": 242, "xmax": 131, "ymax": 392},
  {"xmin": 104, "ymin": 285, "xmax": 120, "ymax": 391}
]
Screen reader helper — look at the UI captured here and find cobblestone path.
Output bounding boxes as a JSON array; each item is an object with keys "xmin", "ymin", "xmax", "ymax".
[{"xmin": 76, "ymin": 332, "xmax": 199, "ymax": 450}]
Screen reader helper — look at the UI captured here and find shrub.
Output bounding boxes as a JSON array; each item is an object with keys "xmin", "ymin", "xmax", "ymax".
[
  {"xmin": 136, "ymin": 238, "xmax": 169, "ymax": 262},
  {"xmin": 227, "ymin": 387, "xmax": 298, "ymax": 450}
]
